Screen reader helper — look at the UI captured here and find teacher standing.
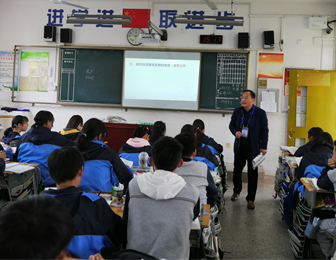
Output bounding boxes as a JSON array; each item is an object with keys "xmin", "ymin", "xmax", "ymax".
[{"xmin": 229, "ymin": 90, "xmax": 269, "ymax": 210}]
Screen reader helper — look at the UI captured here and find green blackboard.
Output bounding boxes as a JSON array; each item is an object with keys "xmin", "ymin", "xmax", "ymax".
[
  {"xmin": 59, "ymin": 48, "xmax": 123, "ymax": 104},
  {"xmin": 199, "ymin": 52, "xmax": 248, "ymax": 111}
]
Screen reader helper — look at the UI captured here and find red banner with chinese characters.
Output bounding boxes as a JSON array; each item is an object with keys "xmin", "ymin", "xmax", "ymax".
[{"xmin": 122, "ymin": 9, "xmax": 150, "ymax": 28}]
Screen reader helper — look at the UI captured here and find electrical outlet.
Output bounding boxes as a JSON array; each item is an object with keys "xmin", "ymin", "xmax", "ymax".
[
  {"xmin": 226, "ymin": 143, "xmax": 231, "ymax": 148},
  {"xmin": 280, "ymin": 39, "xmax": 284, "ymax": 44}
]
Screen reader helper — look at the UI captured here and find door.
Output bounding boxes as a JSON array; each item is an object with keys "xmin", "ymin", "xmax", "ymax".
[{"xmin": 287, "ymin": 69, "xmax": 336, "ymax": 146}]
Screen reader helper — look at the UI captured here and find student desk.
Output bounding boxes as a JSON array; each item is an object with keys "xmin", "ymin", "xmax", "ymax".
[
  {"xmin": 300, "ymin": 177, "xmax": 334, "ymax": 259},
  {"xmin": 0, "ymin": 163, "xmax": 40, "ymax": 208},
  {"xmin": 300, "ymin": 177, "xmax": 334, "ymax": 208}
]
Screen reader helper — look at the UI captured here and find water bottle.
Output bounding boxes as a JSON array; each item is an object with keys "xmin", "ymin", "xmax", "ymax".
[{"xmin": 138, "ymin": 152, "xmax": 149, "ymax": 168}]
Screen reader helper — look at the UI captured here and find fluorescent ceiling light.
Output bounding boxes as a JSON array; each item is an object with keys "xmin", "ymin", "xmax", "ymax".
[
  {"xmin": 50, "ymin": 0, "xmax": 89, "ymax": 10},
  {"xmin": 201, "ymin": 0, "xmax": 218, "ymax": 10},
  {"xmin": 67, "ymin": 14, "xmax": 132, "ymax": 25},
  {"xmin": 174, "ymin": 14, "xmax": 244, "ymax": 26}
]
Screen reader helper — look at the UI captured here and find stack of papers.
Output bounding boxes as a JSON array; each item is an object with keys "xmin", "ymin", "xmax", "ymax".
[
  {"xmin": 5, "ymin": 163, "xmax": 35, "ymax": 174},
  {"xmin": 280, "ymin": 145, "xmax": 298, "ymax": 155},
  {"xmin": 284, "ymin": 156, "xmax": 302, "ymax": 166}
]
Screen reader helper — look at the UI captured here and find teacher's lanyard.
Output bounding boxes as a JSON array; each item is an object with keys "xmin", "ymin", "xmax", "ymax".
[{"xmin": 241, "ymin": 106, "xmax": 255, "ymax": 127}]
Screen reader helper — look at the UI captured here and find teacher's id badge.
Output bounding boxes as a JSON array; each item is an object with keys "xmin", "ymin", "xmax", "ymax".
[{"xmin": 242, "ymin": 127, "xmax": 249, "ymax": 138}]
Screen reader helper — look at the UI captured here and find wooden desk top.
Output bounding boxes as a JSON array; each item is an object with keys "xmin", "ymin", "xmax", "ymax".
[
  {"xmin": 4, "ymin": 162, "xmax": 39, "ymax": 175},
  {"xmin": 300, "ymin": 177, "xmax": 334, "ymax": 193}
]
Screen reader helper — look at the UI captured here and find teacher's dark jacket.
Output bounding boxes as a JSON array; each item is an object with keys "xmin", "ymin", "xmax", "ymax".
[{"xmin": 229, "ymin": 105, "xmax": 269, "ymax": 158}]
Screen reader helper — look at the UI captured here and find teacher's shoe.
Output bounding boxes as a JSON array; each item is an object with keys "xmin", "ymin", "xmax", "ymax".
[
  {"xmin": 231, "ymin": 193, "xmax": 240, "ymax": 201},
  {"xmin": 247, "ymin": 201, "xmax": 255, "ymax": 210}
]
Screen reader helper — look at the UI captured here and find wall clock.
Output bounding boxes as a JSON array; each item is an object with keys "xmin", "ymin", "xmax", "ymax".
[{"xmin": 127, "ymin": 28, "xmax": 144, "ymax": 46}]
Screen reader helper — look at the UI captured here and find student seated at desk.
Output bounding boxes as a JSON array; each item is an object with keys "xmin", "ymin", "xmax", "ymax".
[
  {"xmin": 119, "ymin": 126, "xmax": 152, "ymax": 166},
  {"xmin": 123, "ymin": 136, "xmax": 200, "ymax": 260},
  {"xmin": 42, "ymin": 147, "xmax": 125, "ymax": 254},
  {"xmin": 307, "ymin": 141, "xmax": 336, "ymax": 259},
  {"xmin": 149, "ymin": 121, "xmax": 166, "ymax": 145},
  {"xmin": 2, "ymin": 115, "xmax": 29, "ymax": 147},
  {"xmin": 294, "ymin": 127, "xmax": 323, "ymax": 157},
  {"xmin": 317, "ymin": 140, "xmax": 336, "ymax": 191},
  {"xmin": 76, "ymin": 118, "xmax": 132, "ymax": 190},
  {"xmin": 16, "ymin": 110, "xmax": 74, "ymax": 187},
  {"xmin": 193, "ymin": 119, "xmax": 223, "ymax": 155},
  {"xmin": 296, "ymin": 132, "xmax": 333, "ymax": 180},
  {"xmin": 0, "ymin": 195, "xmax": 75, "ymax": 259},
  {"xmin": 60, "ymin": 115, "xmax": 83, "ymax": 141},
  {"xmin": 181, "ymin": 124, "xmax": 219, "ymax": 170},
  {"xmin": 175, "ymin": 133, "xmax": 218, "ymax": 208}
]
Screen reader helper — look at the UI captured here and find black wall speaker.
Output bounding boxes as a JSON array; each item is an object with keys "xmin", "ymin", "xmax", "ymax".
[
  {"xmin": 263, "ymin": 30, "xmax": 275, "ymax": 46},
  {"xmin": 60, "ymin": 28, "xmax": 73, "ymax": 43},
  {"xmin": 44, "ymin": 25, "xmax": 56, "ymax": 42},
  {"xmin": 238, "ymin": 32, "xmax": 249, "ymax": 48}
]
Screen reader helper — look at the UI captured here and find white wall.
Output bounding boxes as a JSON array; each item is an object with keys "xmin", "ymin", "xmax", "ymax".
[{"xmin": 0, "ymin": 0, "xmax": 335, "ymax": 175}]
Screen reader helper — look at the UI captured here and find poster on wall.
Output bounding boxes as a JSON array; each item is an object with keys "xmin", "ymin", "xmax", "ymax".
[
  {"xmin": 258, "ymin": 53, "xmax": 284, "ymax": 79},
  {"xmin": 0, "ymin": 51, "xmax": 18, "ymax": 91},
  {"xmin": 19, "ymin": 52, "xmax": 49, "ymax": 92}
]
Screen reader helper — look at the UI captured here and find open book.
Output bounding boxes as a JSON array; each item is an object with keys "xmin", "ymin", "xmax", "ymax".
[{"xmin": 5, "ymin": 163, "xmax": 35, "ymax": 174}]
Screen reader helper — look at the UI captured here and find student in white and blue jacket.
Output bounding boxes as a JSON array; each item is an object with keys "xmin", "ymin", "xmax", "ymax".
[
  {"xmin": 16, "ymin": 110, "xmax": 74, "ymax": 187},
  {"xmin": 2, "ymin": 115, "xmax": 29, "ymax": 147},
  {"xmin": 76, "ymin": 118, "xmax": 132, "ymax": 190}
]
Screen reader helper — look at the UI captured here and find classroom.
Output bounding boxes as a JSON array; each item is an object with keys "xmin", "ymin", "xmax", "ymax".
[{"xmin": 0, "ymin": 0, "xmax": 335, "ymax": 259}]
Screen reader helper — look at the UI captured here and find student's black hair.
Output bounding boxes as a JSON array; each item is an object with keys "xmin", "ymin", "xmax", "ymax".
[
  {"xmin": 192, "ymin": 120, "xmax": 205, "ymax": 143},
  {"xmin": 48, "ymin": 147, "xmax": 84, "ymax": 184},
  {"xmin": 192, "ymin": 119, "xmax": 205, "ymax": 131},
  {"xmin": 181, "ymin": 124, "xmax": 196, "ymax": 136},
  {"xmin": 242, "ymin": 90, "xmax": 256, "ymax": 99},
  {"xmin": 152, "ymin": 136, "xmax": 183, "ymax": 172},
  {"xmin": 133, "ymin": 126, "xmax": 151, "ymax": 138},
  {"xmin": 308, "ymin": 127, "xmax": 323, "ymax": 138},
  {"xmin": 76, "ymin": 118, "xmax": 107, "ymax": 151},
  {"xmin": 31, "ymin": 110, "xmax": 54, "ymax": 128},
  {"xmin": 149, "ymin": 121, "xmax": 166, "ymax": 145},
  {"xmin": 175, "ymin": 133, "xmax": 196, "ymax": 157},
  {"xmin": 66, "ymin": 115, "xmax": 83, "ymax": 129},
  {"xmin": 3, "ymin": 115, "xmax": 29, "ymax": 136},
  {"xmin": 310, "ymin": 132, "xmax": 334, "ymax": 151},
  {"xmin": 0, "ymin": 195, "xmax": 74, "ymax": 259}
]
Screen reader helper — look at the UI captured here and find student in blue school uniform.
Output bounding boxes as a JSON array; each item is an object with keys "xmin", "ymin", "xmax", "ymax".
[
  {"xmin": 60, "ymin": 115, "xmax": 83, "ymax": 141},
  {"xmin": 149, "ymin": 121, "xmax": 166, "ymax": 145},
  {"xmin": 76, "ymin": 118, "xmax": 132, "ymax": 190},
  {"xmin": 192, "ymin": 119, "xmax": 223, "ymax": 155},
  {"xmin": 293, "ymin": 127, "xmax": 323, "ymax": 157},
  {"xmin": 119, "ymin": 126, "xmax": 152, "ymax": 166},
  {"xmin": 175, "ymin": 132, "xmax": 218, "ymax": 208},
  {"xmin": 181, "ymin": 124, "xmax": 219, "ymax": 170},
  {"xmin": 42, "ymin": 147, "xmax": 125, "ymax": 255},
  {"xmin": 2, "ymin": 115, "xmax": 29, "ymax": 147},
  {"xmin": 296, "ymin": 132, "xmax": 333, "ymax": 180},
  {"xmin": 123, "ymin": 136, "xmax": 200, "ymax": 260},
  {"xmin": 16, "ymin": 110, "xmax": 74, "ymax": 187}
]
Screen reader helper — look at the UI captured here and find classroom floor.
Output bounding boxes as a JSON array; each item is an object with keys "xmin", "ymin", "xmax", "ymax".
[{"xmin": 218, "ymin": 176, "xmax": 324, "ymax": 260}]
